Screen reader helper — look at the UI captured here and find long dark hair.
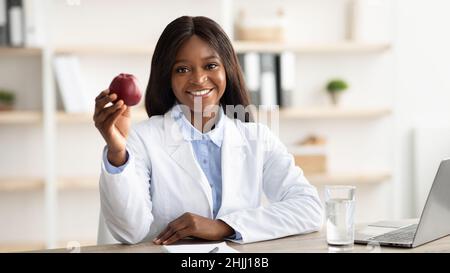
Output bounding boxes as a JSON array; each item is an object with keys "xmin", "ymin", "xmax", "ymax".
[{"xmin": 145, "ymin": 16, "xmax": 252, "ymax": 122}]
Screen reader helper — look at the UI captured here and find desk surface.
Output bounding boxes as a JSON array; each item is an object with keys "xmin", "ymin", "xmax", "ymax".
[{"xmin": 35, "ymin": 229, "xmax": 450, "ymax": 253}]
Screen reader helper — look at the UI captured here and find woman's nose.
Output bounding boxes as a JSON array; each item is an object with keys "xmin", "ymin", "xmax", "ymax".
[{"xmin": 189, "ymin": 70, "xmax": 208, "ymax": 85}]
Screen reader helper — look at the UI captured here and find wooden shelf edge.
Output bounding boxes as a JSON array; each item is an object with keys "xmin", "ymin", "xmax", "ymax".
[
  {"xmin": 260, "ymin": 107, "xmax": 392, "ymax": 120},
  {"xmin": 306, "ymin": 172, "xmax": 391, "ymax": 185},
  {"xmin": 56, "ymin": 107, "xmax": 391, "ymax": 123},
  {"xmin": 56, "ymin": 110, "xmax": 148, "ymax": 124},
  {"xmin": 0, "ymin": 111, "xmax": 42, "ymax": 124},
  {"xmin": 0, "ymin": 178, "xmax": 44, "ymax": 192},
  {"xmin": 54, "ymin": 45, "xmax": 154, "ymax": 55},
  {"xmin": 53, "ymin": 42, "xmax": 391, "ymax": 55},
  {"xmin": 232, "ymin": 41, "xmax": 391, "ymax": 53},
  {"xmin": 1, "ymin": 173, "xmax": 391, "ymax": 192},
  {"xmin": 0, "ymin": 177, "xmax": 99, "ymax": 192},
  {"xmin": 58, "ymin": 177, "xmax": 99, "ymax": 190},
  {"xmin": 0, "ymin": 47, "xmax": 42, "ymax": 57}
]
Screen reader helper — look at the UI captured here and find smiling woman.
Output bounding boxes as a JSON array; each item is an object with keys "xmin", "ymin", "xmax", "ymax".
[{"xmin": 94, "ymin": 16, "xmax": 323, "ymax": 246}]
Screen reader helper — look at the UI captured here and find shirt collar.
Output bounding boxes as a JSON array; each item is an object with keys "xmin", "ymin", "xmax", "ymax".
[{"xmin": 171, "ymin": 103, "xmax": 225, "ymax": 147}]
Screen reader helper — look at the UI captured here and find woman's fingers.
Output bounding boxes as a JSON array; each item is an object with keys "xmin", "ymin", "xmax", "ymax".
[
  {"xmin": 103, "ymin": 104, "xmax": 127, "ymax": 130},
  {"xmin": 94, "ymin": 93, "xmax": 118, "ymax": 116},
  {"xmin": 95, "ymin": 100, "xmax": 124, "ymax": 124},
  {"xmin": 95, "ymin": 89, "xmax": 109, "ymax": 100},
  {"xmin": 162, "ymin": 227, "xmax": 190, "ymax": 245},
  {"xmin": 154, "ymin": 227, "xmax": 174, "ymax": 245},
  {"xmin": 154, "ymin": 221, "xmax": 188, "ymax": 245}
]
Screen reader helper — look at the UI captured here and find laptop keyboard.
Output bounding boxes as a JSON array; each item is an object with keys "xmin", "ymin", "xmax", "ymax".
[{"xmin": 368, "ymin": 224, "xmax": 418, "ymax": 244}]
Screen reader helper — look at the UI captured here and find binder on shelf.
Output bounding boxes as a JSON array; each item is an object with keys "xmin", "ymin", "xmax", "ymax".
[
  {"xmin": 238, "ymin": 52, "xmax": 261, "ymax": 106},
  {"xmin": 276, "ymin": 52, "xmax": 295, "ymax": 108},
  {"xmin": 53, "ymin": 55, "xmax": 91, "ymax": 113},
  {"xmin": 260, "ymin": 53, "xmax": 278, "ymax": 108},
  {"xmin": 238, "ymin": 52, "xmax": 292, "ymax": 109},
  {"xmin": 0, "ymin": 0, "xmax": 7, "ymax": 45},
  {"xmin": 23, "ymin": 0, "xmax": 44, "ymax": 47},
  {"xmin": 6, "ymin": 0, "xmax": 24, "ymax": 47}
]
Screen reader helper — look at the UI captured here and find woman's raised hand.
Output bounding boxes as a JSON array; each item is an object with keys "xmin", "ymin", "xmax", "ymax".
[{"xmin": 93, "ymin": 89, "xmax": 130, "ymax": 166}]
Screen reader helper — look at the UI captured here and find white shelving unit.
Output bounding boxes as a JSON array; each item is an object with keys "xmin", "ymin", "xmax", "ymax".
[{"xmin": 0, "ymin": 0, "xmax": 395, "ymax": 250}]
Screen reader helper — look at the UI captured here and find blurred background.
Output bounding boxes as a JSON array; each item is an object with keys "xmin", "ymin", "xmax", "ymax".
[{"xmin": 0, "ymin": 0, "xmax": 449, "ymax": 252}]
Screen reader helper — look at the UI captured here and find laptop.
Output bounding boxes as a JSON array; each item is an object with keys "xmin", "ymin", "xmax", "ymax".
[{"xmin": 354, "ymin": 158, "xmax": 450, "ymax": 248}]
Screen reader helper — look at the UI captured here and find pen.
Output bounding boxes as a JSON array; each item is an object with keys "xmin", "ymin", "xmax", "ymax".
[{"xmin": 208, "ymin": 246, "xmax": 219, "ymax": 253}]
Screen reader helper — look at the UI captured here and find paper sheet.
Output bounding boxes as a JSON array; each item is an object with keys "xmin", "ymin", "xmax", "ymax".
[{"xmin": 162, "ymin": 241, "xmax": 239, "ymax": 253}]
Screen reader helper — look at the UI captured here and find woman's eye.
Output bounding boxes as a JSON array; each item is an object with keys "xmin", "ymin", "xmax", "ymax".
[
  {"xmin": 206, "ymin": 63, "xmax": 218, "ymax": 70},
  {"xmin": 175, "ymin": 67, "xmax": 189, "ymax": 73}
]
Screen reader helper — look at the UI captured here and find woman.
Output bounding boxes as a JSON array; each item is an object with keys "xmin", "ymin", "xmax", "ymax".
[{"xmin": 94, "ymin": 16, "xmax": 323, "ymax": 245}]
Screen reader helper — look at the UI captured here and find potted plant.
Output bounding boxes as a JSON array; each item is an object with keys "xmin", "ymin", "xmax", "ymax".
[
  {"xmin": 0, "ymin": 90, "xmax": 15, "ymax": 111},
  {"xmin": 326, "ymin": 79, "xmax": 348, "ymax": 105}
]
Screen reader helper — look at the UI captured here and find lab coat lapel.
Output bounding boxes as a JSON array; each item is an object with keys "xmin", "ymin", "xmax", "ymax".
[
  {"xmin": 163, "ymin": 110, "xmax": 214, "ymax": 215},
  {"xmin": 218, "ymin": 118, "xmax": 248, "ymax": 217}
]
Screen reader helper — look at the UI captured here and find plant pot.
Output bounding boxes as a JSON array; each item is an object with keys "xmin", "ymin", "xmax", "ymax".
[
  {"xmin": 0, "ymin": 102, "xmax": 14, "ymax": 111},
  {"xmin": 328, "ymin": 92, "xmax": 342, "ymax": 106}
]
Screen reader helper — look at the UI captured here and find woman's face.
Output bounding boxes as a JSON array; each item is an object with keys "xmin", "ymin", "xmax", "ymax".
[{"xmin": 171, "ymin": 35, "xmax": 226, "ymax": 113}]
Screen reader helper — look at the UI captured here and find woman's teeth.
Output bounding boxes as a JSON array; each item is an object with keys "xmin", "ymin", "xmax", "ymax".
[{"xmin": 188, "ymin": 89, "xmax": 212, "ymax": 96}]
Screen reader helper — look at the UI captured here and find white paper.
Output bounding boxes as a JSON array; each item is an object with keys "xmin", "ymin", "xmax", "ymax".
[
  {"xmin": 162, "ymin": 242, "xmax": 239, "ymax": 253},
  {"xmin": 53, "ymin": 55, "xmax": 90, "ymax": 113}
]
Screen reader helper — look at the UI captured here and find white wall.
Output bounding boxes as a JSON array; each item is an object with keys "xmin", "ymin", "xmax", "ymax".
[{"xmin": 392, "ymin": 0, "xmax": 450, "ymax": 219}]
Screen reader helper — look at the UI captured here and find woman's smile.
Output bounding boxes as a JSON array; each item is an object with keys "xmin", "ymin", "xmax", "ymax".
[{"xmin": 186, "ymin": 87, "xmax": 215, "ymax": 99}]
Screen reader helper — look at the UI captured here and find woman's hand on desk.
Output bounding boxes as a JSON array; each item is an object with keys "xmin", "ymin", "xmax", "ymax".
[
  {"xmin": 153, "ymin": 212, "xmax": 234, "ymax": 245},
  {"xmin": 93, "ymin": 89, "xmax": 131, "ymax": 166}
]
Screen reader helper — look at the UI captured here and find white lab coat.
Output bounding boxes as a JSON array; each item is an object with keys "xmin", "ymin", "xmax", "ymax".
[{"xmin": 99, "ymin": 107, "xmax": 323, "ymax": 245}]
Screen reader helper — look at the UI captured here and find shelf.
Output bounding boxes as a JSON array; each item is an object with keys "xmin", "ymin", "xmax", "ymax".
[
  {"xmin": 58, "ymin": 177, "xmax": 98, "ymax": 190},
  {"xmin": 0, "ymin": 47, "xmax": 42, "ymax": 57},
  {"xmin": 0, "ymin": 111, "xmax": 42, "ymax": 124},
  {"xmin": 233, "ymin": 41, "xmax": 392, "ymax": 54},
  {"xmin": 1, "ymin": 172, "xmax": 390, "ymax": 192},
  {"xmin": 0, "ymin": 178, "xmax": 44, "ymax": 192},
  {"xmin": 54, "ymin": 45, "xmax": 154, "ymax": 55},
  {"xmin": 54, "ymin": 41, "xmax": 391, "ymax": 55},
  {"xmin": 56, "ymin": 107, "xmax": 390, "ymax": 124},
  {"xmin": 261, "ymin": 107, "xmax": 391, "ymax": 120},
  {"xmin": 0, "ymin": 177, "xmax": 99, "ymax": 192},
  {"xmin": 56, "ymin": 109, "xmax": 148, "ymax": 124},
  {"xmin": 0, "ymin": 108, "xmax": 390, "ymax": 125},
  {"xmin": 306, "ymin": 172, "xmax": 391, "ymax": 185}
]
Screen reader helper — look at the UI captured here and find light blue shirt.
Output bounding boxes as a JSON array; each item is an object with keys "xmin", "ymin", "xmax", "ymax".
[{"xmin": 170, "ymin": 104, "xmax": 224, "ymax": 218}]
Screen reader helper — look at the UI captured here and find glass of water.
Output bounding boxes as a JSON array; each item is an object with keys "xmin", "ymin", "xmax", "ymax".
[{"xmin": 324, "ymin": 185, "xmax": 356, "ymax": 246}]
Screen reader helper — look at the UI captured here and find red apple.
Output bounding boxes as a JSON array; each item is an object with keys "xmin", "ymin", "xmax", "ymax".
[{"xmin": 109, "ymin": 73, "xmax": 142, "ymax": 106}]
